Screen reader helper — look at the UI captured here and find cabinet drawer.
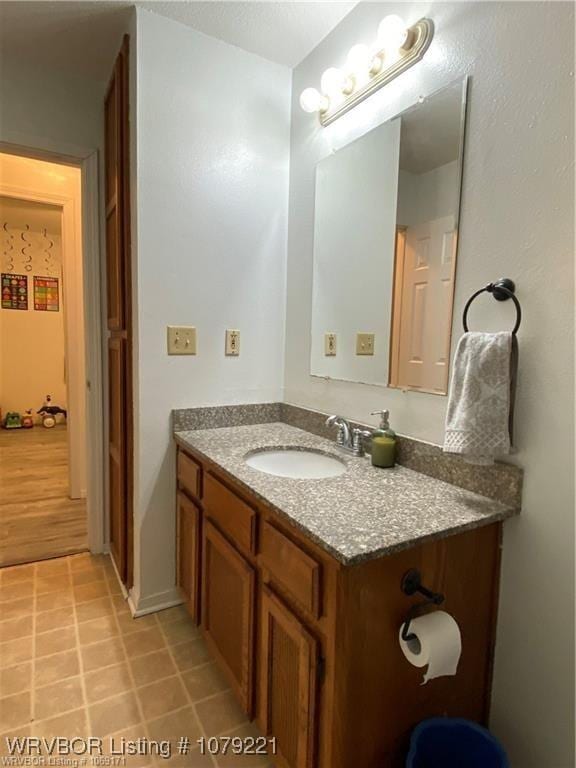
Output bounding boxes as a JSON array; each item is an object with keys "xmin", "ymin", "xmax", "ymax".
[
  {"xmin": 203, "ymin": 473, "xmax": 256, "ymax": 555},
  {"xmin": 178, "ymin": 450, "xmax": 202, "ymax": 499},
  {"xmin": 260, "ymin": 521, "xmax": 322, "ymax": 618}
]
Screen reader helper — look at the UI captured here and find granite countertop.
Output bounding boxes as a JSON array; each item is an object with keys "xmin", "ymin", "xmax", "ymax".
[{"xmin": 175, "ymin": 422, "xmax": 517, "ymax": 566}]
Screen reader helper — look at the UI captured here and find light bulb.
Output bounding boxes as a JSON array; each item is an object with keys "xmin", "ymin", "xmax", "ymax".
[
  {"xmin": 346, "ymin": 44, "xmax": 372, "ymax": 76},
  {"xmin": 299, "ymin": 87, "xmax": 328, "ymax": 114},
  {"xmin": 377, "ymin": 15, "xmax": 409, "ymax": 52},
  {"xmin": 320, "ymin": 67, "xmax": 353, "ymax": 97}
]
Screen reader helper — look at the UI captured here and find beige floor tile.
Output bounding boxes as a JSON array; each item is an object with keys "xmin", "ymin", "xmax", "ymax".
[
  {"xmin": 0, "ymin": 691, "xmax": 32, "ymax": 732},
  {"xmin": 0, "ymin": 581, "xmax": 34, "ymax": 603},
  {"xmin": 215, "ymin": 723, "xmax": 276, "ymax": 767},
  {"xmin": 129, "ymin": 649, "xmax": 176, "ymax": 687},
  {"xmin": 145, "ymin": 707, "xmax": 202, "ymax": 763},
  {"xmin": 161, "ymin": 617, "xmax": 200, "ymax": 647},
  {"xmin": 34, "ymin": 649, "xmax": 80, "ymax": 687},
  {"xmin": 35, "ymin": 677, "xmax": 84, "ymax": 720},
  {"xmin": 33, "ymin": 708, "xmax": 88, "ymax": 739},
  {"xmin": 69, "ymin": 553, "xmax": 107, "ymax": 572},
  {"xmin": 195, "ymin": 691, "xmax": 249, "ymax": 737},
  {"xmin": 35, "ymin": 625, "xmax": 76, "ymax": 658},
  {"xmin": 116, "ymin": 611, "xmax": 158, "ymax": 635},
  {"xmin": 0, "ymin": 564, "xmax": 34, "ymax": 586},
  {"xmin": 72, "ymin": 567, "xmax": 106, "ymax": 587},
  {"xmin": 0, "ymin": 726, "xmax": 32, "ymax": 757},
  {"xmin": 0, "ymin": 662, "xmax": 32, "ymax": 696},
  {"xmin": 84, "ymin": 662, "xmax": 134, "ymax": 704},
  {"xmin": 81, "ymin": 637, "xmax": 126, "ymax": 672},
  {"xmin": 171, "ymin": 639, "xmax": 210, "ymax": 673},
  {"xmin": 35, "ymin": 574, "xmax": 72, "ymax": 595},
  {"xmin": 1, "ymin": 598, "xmax": 33, "ymax": 622},
  {"xmin": 136, "ymin": 676, "xmax": 188, "ymax": 721},
  {"xmin": 74, "ymin": 580, "xmax": 110, "ymax": 604},
  {"xmin": 170, "ymin": 747, "xmax": 214, "ymax": 767},
  {"xmin": 0, "ymin": 636, "xmax": 33, "ymax": 668},
  {"xmin": 76, "ymin": 597, "xmax": 115, "ymax": 623},
  {"xmin": 111, "ymin": 594, "xmax": 131, "ymax": 614},
  {"xmin": 89, "ymin": 691, "xmax": 140, "ymax": 738},
  {"xmin": 36, "ymin": 606, "xmax": 76, "ymax": 633},
  {"xmin": 0, "ymin": 615, "xmax": 33, "ymax": 643},
  {"xmin": 106, "ymin": 575, "xmax": 123, "ymax": 596},
  {"xmin": 122, "ymin": 628, "xmax": 165, "ymax": 658},
  {"xmin": 181, "ymin": 662, "xmax": 229, "ymax": 702},
  {"xmin": 36, "ymin": 590, "xmax": 73, "ymax": 613},
  {"xmin": 35, "ymin": 558, "xmax": 69, "ymax": 577},
  {"xmin": 78, "ymin": 614, "xmax": 119, "ymax": 646},
  {"xmin": 106, "ymin": 725, "xmax": 154, "ymax": 768},
  {"xmin": 156, "ymin": 605, "xmax": 190, "ymax": 625}
]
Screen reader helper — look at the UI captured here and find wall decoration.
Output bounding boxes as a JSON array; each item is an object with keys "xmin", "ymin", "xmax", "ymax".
[
  {"xmin": 34, "ymin": 275, "xmax": 60, "ymax": 312},
  {"xmin": 1, "ymin": 273, "xmax": 28, "ymax": 310}
]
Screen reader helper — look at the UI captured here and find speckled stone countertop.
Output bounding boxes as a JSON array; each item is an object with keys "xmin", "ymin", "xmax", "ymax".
[{"xmin": 175, "ymin": 422, "xmax": 517, "ymax": 566}]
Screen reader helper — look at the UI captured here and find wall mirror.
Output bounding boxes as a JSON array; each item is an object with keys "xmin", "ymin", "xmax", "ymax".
[{"xmin": 310, "ymin": 78, "xmax": 468, "ymax": 394}]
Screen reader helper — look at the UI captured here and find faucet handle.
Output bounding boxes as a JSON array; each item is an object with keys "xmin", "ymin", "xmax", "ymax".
[{"xmin": 352, "ymin": 428, "xmax": 374, "ymax": 457}]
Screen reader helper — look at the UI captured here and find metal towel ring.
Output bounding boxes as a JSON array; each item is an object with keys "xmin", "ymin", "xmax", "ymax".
[{"xmin": 462, "ymin": 278, "xmax": 521, "ymax": 335}]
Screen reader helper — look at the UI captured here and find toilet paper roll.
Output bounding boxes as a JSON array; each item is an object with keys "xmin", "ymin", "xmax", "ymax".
[{"xmin": 399, "ymin": 610, "xmax": 462, "ymax": 685}]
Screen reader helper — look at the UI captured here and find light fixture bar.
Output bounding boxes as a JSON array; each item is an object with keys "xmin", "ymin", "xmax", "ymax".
[{"xmin": 319, "ymin": 18, "xmax": 434, "ymax": 127}]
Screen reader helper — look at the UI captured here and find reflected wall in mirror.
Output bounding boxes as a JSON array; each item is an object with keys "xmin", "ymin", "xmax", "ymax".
[{"xmin": 310, "ymin": 79, "xmax": 468, "ymax": 394}]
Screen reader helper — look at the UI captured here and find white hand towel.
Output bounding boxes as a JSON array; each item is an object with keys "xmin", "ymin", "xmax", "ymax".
[{"xmin": 443, "ymin": 331, "xmax": 518, "ymax": 464}]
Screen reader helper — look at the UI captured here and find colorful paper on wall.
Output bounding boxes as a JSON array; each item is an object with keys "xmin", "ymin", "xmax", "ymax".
[
  {"xmin": 34, "ymin": 276, "xmax": 60, "ymax": 312},
  {"xmin": 1, "ymin": 273, "xmax": 28, "ymax": 310}
]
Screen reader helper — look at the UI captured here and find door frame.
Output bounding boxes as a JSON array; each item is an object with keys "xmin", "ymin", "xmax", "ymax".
[{"xmin": 0, "ymin": 140, "xmax": 105, "ymax": 554}]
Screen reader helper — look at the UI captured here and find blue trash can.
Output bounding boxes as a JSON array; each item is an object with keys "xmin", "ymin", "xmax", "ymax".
[{"xmin": 406, "ymin": 718, "xmax": 509, "ymax": 768}]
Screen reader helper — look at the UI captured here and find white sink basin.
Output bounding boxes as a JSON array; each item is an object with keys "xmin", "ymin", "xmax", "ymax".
[{"xmin": 244, "ymin": 448, "xmax": 346, "ymax": 479}]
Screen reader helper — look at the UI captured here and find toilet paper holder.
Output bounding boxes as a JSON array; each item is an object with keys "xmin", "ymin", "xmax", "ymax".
[{"xmin": 401, "ymin": 569, "xmax": 445, "ymax": 641}]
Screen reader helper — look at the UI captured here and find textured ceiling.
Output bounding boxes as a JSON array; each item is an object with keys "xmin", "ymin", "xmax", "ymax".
[
  {"xmin": 139, "ymin": 1, "xmax": 358, "ymax": 67},
  {"xmin": 0, "ymin": 1, "xmax": 357, "ymax": 81}
]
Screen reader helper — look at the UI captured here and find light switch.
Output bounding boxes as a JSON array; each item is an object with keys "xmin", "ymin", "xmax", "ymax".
[
  {"xmin": 356, "ymin": 332, "xmax": 375, "ymax": 356},
  {"xmin": 167, "ymin": 326, "xmax": 196, "ymax": 355},
  {"xmin": 324, "ymin": 333, "xmax": 337, "ymax": 356},
  {"xmin": 225, "ymin": 329, "xmax": 240, "ymax": 356}
]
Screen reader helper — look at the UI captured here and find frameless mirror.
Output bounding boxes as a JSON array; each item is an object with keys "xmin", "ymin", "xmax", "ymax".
[{"xmin": 310, "ymin": 78, "xmax": 468, "ymax": 394}]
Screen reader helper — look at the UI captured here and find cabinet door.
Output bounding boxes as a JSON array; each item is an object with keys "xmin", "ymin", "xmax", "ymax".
[
  {"xmin": 177, "ymin": 492, "xmax": 200, "ymax": 623},
  {"xmin": 259, "ymin": 586, "xmax": 319, "ymax": 768},
  {"xmin": 202, "ymin": 521, "xmax": 255, "ymax": 714}
]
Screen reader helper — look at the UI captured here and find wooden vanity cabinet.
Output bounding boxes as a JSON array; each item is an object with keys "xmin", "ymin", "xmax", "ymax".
[{"xmin": 175, "ymin": 444, "xmax": 502, "ymax": 768}]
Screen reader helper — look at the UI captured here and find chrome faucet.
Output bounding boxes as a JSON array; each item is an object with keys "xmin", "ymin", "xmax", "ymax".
[{"xmin": 326, "ymin": 415, "xmax": 373, "ymax": 457}]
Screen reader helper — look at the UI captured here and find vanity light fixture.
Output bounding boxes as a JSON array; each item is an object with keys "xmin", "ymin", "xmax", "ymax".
[{"xmin": 299, "ymin": 16, "xmax": 434, "ymax": 126}]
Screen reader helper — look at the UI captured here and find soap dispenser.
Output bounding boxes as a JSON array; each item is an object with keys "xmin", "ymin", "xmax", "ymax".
[{"xmin": 370, "ymin": 409, "xmax": 396, "ymax": 468}]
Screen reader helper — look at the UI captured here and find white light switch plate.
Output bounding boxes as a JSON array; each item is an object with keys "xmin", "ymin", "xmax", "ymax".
[
  {"xmin": 167, "ymin": 326, "xmax": 197, "ymax": 355},
  {"xmin": 324, "ymin": 333, "xmax": 337, "ymax": 356},
  {"xmin": 225, "ymin": 329, "xmax": 240, "ymax": 356},
  {"xmin": 356, "ymin": 332, "xmax": 375, "ymax": 355}
]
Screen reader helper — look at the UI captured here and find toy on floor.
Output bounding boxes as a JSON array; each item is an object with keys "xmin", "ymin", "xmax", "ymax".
[
  {"xmin": 37, "ymin": 395, "xmax": 67, "ymax": 428},
  {"xmin": 3, "ymin": 412, "xmax": 22, "ymax": 429},
  {"xmin": 21, "ymin": 410, "xmax": 34, "ymax": 429}
]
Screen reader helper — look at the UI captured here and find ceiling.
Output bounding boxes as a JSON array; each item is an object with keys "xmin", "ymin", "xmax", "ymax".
[
  {"xmin": 0, "ymin": 196, "xmax": 62, "ymax": 235},
  {"xmin": 0, "ymin": 1, "xmax": 357, "ymax": 80}
]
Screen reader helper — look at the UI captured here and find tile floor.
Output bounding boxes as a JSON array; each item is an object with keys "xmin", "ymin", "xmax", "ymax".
[{"xmin": 0, "ymin": 553, "xmax": 275, "ymax": 767}]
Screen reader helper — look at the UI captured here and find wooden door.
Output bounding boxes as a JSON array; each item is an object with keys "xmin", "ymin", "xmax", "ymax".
[
  {"xmin": 177, "ymin": 492, "xmax": 201, "ymax": 623},
  {"xmin": 202, "ymin": 521, "xmax": 255, "ymax": 714},
  {"xmin": 105, "ymin": 35, "xmax": 133, "ymax": 586},
  {"xmin": 393, "ymin": 215, "xmax": 457, "ymax": 394},
  {"xmin": 259, "ymin": 586, "xmax": 319, "ymax": 768}
]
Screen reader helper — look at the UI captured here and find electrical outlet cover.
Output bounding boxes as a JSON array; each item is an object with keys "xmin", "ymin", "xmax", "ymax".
[
  {"xmin": 225, "ymin": 329, "xmax": 240, "ymax": 356},
  {"xmin": 167, "ymin": 326, "xmax": 197, "ymax": 355},
  {"xmin": 356, "ymin": 332, "xmax": 375, "ymax": 356},
  {"xmin": 324, "ymin": 333, "xmax": 337, "ymax": 356}
]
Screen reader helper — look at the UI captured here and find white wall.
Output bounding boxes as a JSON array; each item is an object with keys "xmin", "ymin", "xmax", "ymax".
[
  {"xmin": 0, "ymin": 198, "xmax": 66, "ymax": 414},
  {"xmin": 131, "ymin": 9, "xmax": 291, "ymax": 610},
  {"xmin": 286, "ymin": 3, "xmax": 574, "ymax": 766},
  {"xmin": 397, "ymin": 160, "xmax": 458, "ymax": 227}
]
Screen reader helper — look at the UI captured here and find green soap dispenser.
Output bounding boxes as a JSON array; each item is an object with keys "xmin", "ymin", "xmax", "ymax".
[{"xmin": 370, "ymin": 409, "xmax": 396, "ymax": 468}]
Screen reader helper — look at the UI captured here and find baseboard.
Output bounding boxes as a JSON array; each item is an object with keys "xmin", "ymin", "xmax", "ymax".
[
  {"xmin": 107, "ymin": 552, "xmax": 129, "ymax": 600},
  {"xmin": 127, "ymin": 586, "xmax": 184, "ymax": 618}
]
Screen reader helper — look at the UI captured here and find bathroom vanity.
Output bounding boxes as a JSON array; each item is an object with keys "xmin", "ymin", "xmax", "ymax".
[{"xmin": 174, "ymin": 419, "xmax": 518, "ymax": 768}]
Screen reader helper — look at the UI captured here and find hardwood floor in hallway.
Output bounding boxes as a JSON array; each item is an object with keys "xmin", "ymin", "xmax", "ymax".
[{"xmin": 0, "ymin": 426, "xmax": 87, "ymax": 567}]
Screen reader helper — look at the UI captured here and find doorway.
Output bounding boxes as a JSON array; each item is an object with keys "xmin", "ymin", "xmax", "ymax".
[{"xmin": 0, "ymin": 152, "xmax": 93, "ymax": 566}]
